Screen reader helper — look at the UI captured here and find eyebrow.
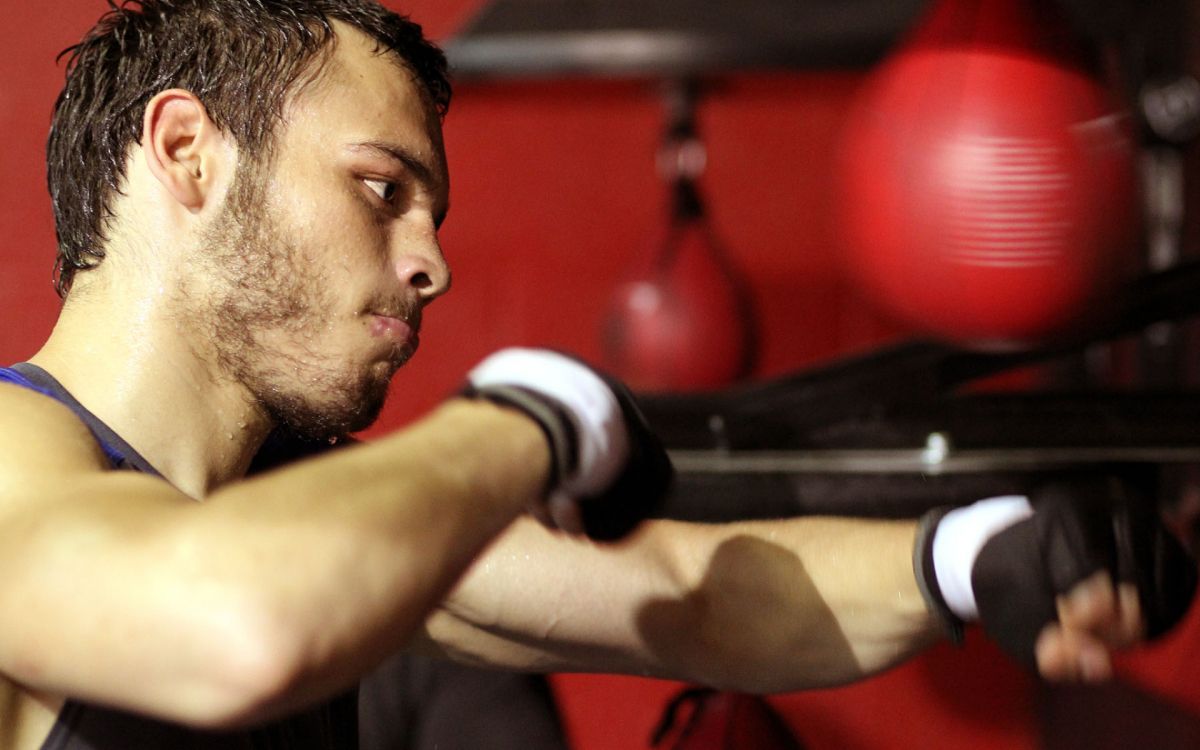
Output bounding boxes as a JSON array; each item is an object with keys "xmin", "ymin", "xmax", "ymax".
[{"xmin": 347, "ymin": 141, "xmax": 450, "ymax": 226}]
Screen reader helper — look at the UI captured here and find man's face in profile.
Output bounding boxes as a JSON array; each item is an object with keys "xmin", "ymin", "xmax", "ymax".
[{"xmin": 184, "ymin": 24, "xmax": 451, "ymax": 440}]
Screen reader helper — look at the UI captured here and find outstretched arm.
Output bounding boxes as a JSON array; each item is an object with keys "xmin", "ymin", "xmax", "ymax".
[
  {"xmin": 425, "ymin": 515, "xmax": 939, "ymax": 692},
  {"xmin": 426, "ymin": 479, "xmax": 1194, "ymax": 691}
]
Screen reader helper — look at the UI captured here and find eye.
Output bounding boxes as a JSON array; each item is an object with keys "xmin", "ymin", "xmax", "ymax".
[{"xmin": 364, "ymin": 178, "xmax": 398, "ymax": 203}]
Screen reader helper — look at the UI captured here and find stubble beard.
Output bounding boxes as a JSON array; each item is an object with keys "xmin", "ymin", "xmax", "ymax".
[{"xmin": 188, "ymin": 162, "xmax": 394, "ymax": 441}]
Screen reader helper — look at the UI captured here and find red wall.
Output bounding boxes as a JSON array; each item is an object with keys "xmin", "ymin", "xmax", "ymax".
[{"xmin": 4, "ymin": 3, "xmax": 1200, "ymax": 749}]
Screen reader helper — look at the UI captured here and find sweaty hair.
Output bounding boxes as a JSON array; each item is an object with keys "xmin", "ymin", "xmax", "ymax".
[{"xmin": 47, "ymin": 0, "xmax": 451, "ymax": 296}]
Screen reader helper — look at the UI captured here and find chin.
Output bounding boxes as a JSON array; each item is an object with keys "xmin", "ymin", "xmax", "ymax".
[{"xmin": 262, "ymin": 364, "xmax": 394, "ymax": 440}]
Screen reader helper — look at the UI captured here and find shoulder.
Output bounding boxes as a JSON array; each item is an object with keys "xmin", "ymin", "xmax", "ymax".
[{"xmin": 0, "ymin": 382, "xmax": 110, "ymax": 476}]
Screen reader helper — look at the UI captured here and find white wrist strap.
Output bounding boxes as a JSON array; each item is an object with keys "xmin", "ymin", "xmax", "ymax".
[
  {"xmin": 467, "ymin": 348, "xmax": 628, "ymax": 496},
  {"xmin": 933, "ymin": 496, "xmax": 1034, "ymax": 621}
]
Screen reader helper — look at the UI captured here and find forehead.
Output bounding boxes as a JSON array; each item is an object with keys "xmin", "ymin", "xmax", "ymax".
[{"xmin": 278, "ymin": 23, "xmax": 446, "ymax": 170}]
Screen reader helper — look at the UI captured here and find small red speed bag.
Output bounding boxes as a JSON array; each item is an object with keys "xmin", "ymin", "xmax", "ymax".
[
  {"xmin": 603, "ymin": 216, "xmax": 756, "ymax": 392},
  {"xmin": 836, "ymin": 0, "xmax": 1140, "ymax": 349}
]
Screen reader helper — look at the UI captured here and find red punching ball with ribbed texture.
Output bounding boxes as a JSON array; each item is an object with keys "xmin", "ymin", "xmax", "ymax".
[{"xmin": 837, "ymin": 0, "xmax": 1139, "ymax": 349}]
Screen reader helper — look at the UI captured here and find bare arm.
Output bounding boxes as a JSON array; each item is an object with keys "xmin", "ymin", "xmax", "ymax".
[
  {"xmin": 425, "ymin": 490, "xmax": 1176, "ymax": 692},
  {"xmin": 0, "ymin": 384, "xmax": 549, "ymax": 728},
  {"xmin": 423, "ymin": 514, "xmax": 941, "ymax": 693}
]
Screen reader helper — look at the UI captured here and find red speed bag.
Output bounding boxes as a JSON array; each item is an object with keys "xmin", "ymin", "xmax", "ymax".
[
  {"xmin": 836, "ymin": 0, "xmax": 1139, "ymax": 349},
  {"xmin": 603, "ymin": 218, "xmax": 755, "ymax": 392}
]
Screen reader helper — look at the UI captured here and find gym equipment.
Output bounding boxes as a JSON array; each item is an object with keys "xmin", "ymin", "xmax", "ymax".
[
  {"xmin": 602, "ymin": 82, "xmax": 757, "ymax": 391},
  {"xmin": 836, "ymin": 0, "xmax": 1140, "ymax": 349}
]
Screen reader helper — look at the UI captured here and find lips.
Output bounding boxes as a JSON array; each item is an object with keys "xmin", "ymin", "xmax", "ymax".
[
  {"xmin": 370, "ymin": 313, "xmax": 417, "ymax": 345},
  {"xmin": 368, "ymin": 314, "xmax": 420, "ymax": 368}
]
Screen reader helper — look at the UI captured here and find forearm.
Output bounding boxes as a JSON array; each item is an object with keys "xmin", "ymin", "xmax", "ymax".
[
  {"xmin": 431, "ymin": 516, "xmax": 941, "ymax": 692},
  {"xmin": 0, "ymin": 399, "xmax": 550, "ymax": 726}
]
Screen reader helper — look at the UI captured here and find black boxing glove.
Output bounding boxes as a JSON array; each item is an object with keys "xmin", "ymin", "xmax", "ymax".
[
  {"xmin": 461, "ymin": 348, "xmax": 673, "ymax": 541},
  {"xmin": 913, "ymin": 476, "xmax": 1198, "ymax": 669}
]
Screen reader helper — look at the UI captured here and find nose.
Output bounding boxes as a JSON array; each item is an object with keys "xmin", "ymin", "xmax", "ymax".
[{"xmin": 394, "ymin": 234, "xmax": 451, "ymax": 303}]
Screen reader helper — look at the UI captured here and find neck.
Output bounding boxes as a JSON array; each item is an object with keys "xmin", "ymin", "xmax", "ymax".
[{"xmin": 28, "ymin": 284, "xmax": 274, "ymax": 499}]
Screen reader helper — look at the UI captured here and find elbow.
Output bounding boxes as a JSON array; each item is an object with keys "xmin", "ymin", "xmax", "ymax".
[{"xmin": 165, "ymin": 596, "xmax": 313, "ymax": 730}]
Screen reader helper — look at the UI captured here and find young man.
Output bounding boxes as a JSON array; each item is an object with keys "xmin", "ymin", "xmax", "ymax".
[{"xmin": 0, "ymin": 1, "xmax": 1192, "ymax": 748}]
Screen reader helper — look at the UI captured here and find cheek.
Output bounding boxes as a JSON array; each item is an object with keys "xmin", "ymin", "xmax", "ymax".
[
  {"xmin": 269, "ymin": 163, "xmax": 392, "ymax": 283},
  {"xmin": 284, "ymin": 194, "xmax": 386, "ymax": 273}
]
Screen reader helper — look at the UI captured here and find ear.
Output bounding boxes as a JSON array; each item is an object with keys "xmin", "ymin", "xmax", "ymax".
[{"xmin": 141, "ymin": 89, "xmax": 229, "ymax": 212}]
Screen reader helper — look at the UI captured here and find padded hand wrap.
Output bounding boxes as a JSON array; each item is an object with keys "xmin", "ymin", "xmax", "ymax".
[{"xmin": 916, "ymin": 477, "xmax": 1197, "ymax": 669}]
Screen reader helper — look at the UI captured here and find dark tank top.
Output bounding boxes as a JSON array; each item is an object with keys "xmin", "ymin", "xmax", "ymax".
[{"xmin": 0, "ymin": 363, "xmax": 359, "ymax": 750}]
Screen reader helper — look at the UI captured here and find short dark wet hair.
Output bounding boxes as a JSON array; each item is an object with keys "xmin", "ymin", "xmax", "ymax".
[{"xmin": 47, "ymin": 0, "xmax": 451, "ymax": 296}]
